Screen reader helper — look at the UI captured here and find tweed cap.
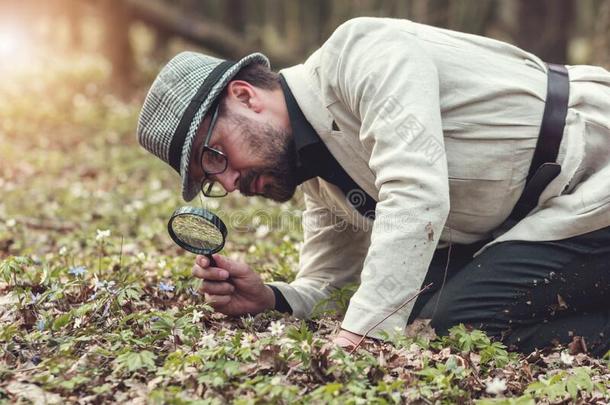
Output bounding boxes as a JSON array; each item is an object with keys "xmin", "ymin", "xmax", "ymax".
[{"xmin": 137, "ymin": 51, "xmax": 270, "ymax": 201}]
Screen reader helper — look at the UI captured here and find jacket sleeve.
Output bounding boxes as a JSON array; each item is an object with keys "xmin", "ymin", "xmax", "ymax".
[
  {"xmin": 321, "ymin": 18, "xmax": 450, "ymax": 337},
  {"xmin": 267, "ymin": 179, "xmax": 371, "ymax": 318}
]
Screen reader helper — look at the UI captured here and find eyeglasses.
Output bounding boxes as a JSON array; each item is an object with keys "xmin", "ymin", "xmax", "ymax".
[{"xmin": 199, "ymin": 104, "xmax": 228, "ymax": 197}]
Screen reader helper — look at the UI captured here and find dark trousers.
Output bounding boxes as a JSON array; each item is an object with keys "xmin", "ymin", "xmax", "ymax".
[{"xmin": 409, "ymin": 226, "xmax": 610, "ymax": 357}]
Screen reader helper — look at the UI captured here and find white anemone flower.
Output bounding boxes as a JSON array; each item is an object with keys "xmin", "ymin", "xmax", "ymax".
[
  {"xmin": 268, "ymin": 320, "xmax": 285, "ymax": 337},
  {"xmin": 485, "ymin": 377, "xmax": 507, "ymax": 396},
  {"xmin": 96, "ymin": 229, "xmax": 111, "ymax": 241},
  {"xmin": 560, "ymin": 351, "xmax": 574, "ymax": 366}
]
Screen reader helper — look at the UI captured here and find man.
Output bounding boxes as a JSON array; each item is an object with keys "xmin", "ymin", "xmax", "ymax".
[{"xmin": 137, "ymin": 17, "xmax": 610, "ymax": 356}]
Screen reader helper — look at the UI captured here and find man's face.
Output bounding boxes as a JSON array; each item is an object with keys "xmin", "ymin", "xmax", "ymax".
[{"xmin": 190, "ymin": 86, "xmax": 298, "ymax": 202}]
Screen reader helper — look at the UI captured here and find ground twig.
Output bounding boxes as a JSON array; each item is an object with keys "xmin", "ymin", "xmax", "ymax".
[{"xmin": 349, "ymin": 282, "xmax": 433, "ymax": 354}]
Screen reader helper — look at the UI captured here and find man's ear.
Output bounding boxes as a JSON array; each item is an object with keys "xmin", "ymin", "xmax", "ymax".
[{"xmin": 226, "ymin": 80, "xmax": 263, "ymax": 113}]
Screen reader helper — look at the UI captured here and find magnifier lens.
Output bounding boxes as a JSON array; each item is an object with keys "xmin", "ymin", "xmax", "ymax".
[{"xmin": 171, "ymin": 214, "xmax": 224, "ymax": 251}]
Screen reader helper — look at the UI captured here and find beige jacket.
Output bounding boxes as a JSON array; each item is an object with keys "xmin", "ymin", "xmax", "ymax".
[{"xmin": 269, "ymin": 17, "xmax": 610, "ymax": 337}]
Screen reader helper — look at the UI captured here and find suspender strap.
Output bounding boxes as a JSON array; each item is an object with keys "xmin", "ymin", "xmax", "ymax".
[{"xmin": 508, "ymin": 64, "xmax": 570, "ymax": 222}]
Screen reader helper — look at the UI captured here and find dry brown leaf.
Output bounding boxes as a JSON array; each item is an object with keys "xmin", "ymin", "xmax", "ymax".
[
  {"xmin": 405, "ymin": 319, "xmax": 437, "ymax": 341},
  {"xmin": 568, "ymin": 336, "xmax": 587, "ymax": 354},
  {"xmin": 557, "ymin": 294, "xmax": 568, "ymax": 310},
  {"xmin": 6, "ymin": 381, "xmax": 63, "ymax": 405}
]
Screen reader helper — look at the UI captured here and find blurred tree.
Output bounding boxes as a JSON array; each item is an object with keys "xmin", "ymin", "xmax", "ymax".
[
  {"xmin": 64, "ymin": 0, "xmax": 83, "ymax": 49},
  {"xmin": 12, "ymin": 0, "xmax": 607, "ymax": 85},
  {"xmin": 593, "ymin": 0, "xmax": 610, "ymax": 67},
  {"xmin": 516, "ymin": 0, "xmax": 574, "ymax": 63},
  {"xmin": 100, "ymin": 0, "xmax": 134, "ymax": 88},
  {"xmin": 224, "ymin": 0, "xmax": 246, "ymax": 35}
]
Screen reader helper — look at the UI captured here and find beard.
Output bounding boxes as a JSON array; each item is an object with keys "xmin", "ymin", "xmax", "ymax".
[{"xmin": 228, "ymin": 113, "xmax": 299, "ymax": 202}]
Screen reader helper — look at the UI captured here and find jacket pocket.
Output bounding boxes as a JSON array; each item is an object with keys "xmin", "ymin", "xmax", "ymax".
[
  {"xmin": 448, "ymin": 177, "xmax": 511, "ymax": 217},
  {"xmin": 446, "ymin": 140, "xmax": 516, "ymax": 217}
]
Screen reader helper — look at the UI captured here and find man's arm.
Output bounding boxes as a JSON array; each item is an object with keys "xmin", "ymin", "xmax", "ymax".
[
  {"xmin": 267, "ymin": 179, "xmax": 371, "ymax": 318},
  {"xmin": 321, "ymin": 18, "xmax": 450, "ymax": 337}
]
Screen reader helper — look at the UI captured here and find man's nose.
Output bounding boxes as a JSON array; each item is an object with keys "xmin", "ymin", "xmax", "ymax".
[{"xmin": 214, "ymin": 169, "xmax": 239, "ymax": 193}]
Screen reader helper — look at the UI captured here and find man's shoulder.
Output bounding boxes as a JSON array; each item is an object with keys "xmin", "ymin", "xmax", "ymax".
[{"xmin": 321, "ymin": 17, "xmax": 416, "ymax": 53}]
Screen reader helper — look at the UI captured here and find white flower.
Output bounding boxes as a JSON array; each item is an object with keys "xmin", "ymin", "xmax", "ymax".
[
  {"xmin": 277, "ymin": 337, "xmax": 293, "ymax": 347},
  {"xmin": 485, "ymin": 378, "xmax": 507, "ymax": 396},
  {"xmin": 247, "ymin": 245, "xmax": 256, "ymax": 254},
  {"xmin": 136, "ymin": 252, "xmax": 146, "ymax": 262},
  {"xmin": 96, "ymin": 229, "xmax": 111, "ymax": 241},
  {"xmin": 158, "ymin": 259, "xmax": 167, "ymax": 269},
  {"xmin": 59, "ymin": 246, "xmax": 68, "ymax": 256},
  {"xmin": 192, "ymin": 309, "xmax": 204, "ymax": 323},
  {"xmin": 560, "ymin": 351, "xmax": 574, "ymax": 366},
  {"xmin": 199, "ymin": 334, "xmax": 218, "ymax": 349},
  {"xmin": 268, "ymin": 320, "xmax": 285, "ymax": 337},
  {"xmin": 6, "ymin": 218, "xmax": 16, "ymax": 228},
  {"xmin": 300, "ymin": 341, "xmax": 311, "ymax": 352},
  {"xmin": 94, "ymin": 279, "xmax": 115, "ymax": 293},
  {"xmin": 240, "ymin": 334, "xmax": 255, "ymax": 349},
  {"xmin": 255, "ymin": 224, "xmax": 270, "ymax": 238},
  {"xmin": 30, "ymin": 292, "xmax": 42, "ymax": 304}
]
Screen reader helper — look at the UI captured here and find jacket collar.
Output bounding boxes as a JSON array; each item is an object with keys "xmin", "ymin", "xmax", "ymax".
[
  {"xmin": 279, "ymin": 64, "xmax": 335, "ymax": 137},
  {"xmin": 279, "ymin": 73, "xmax": 320, "ymax": 184}
]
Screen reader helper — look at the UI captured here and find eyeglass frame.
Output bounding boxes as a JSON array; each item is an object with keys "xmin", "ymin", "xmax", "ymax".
[{"xmin": 198, "ymin": 102, "xmax": 229, "ymax": 197}]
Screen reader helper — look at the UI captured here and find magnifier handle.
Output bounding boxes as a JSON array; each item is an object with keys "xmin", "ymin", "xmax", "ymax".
[{"xmin": 205, "ymin": 254, "xmax": 233, "ymax": 284}]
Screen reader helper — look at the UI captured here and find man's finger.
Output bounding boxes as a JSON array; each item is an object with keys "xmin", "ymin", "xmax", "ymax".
[
  {"xmin": 204, "ymin": 293, "xmax": 231, "ymax": 307},
  {"xmin": 199, "ymin": 280, "xmax": 234, "ymax": 295},
  {"xmin": 196, "ymin": 255, "xmax": 209, "ymax": 268},
  {"xmin": 192, "ymin": 265, "xmax": 229, "ymax": 281},
  {"xmin": 212, "ymin": 254, "xmax": 248, "ymax": 277}
]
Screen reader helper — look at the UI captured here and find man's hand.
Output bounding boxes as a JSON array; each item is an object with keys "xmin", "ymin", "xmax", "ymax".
[
  {"xmin": 333, "ymin": 329, "xmax": 364, "ymax": 350},
  {"xmin": 192, "ymin": 254, "xmax": 275, "ymax": 316}
]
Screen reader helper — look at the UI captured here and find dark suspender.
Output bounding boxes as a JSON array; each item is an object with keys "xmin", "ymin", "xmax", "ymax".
[{"xmin": 508, "ymin": 64, "xmax": 570, "ymax": 222}]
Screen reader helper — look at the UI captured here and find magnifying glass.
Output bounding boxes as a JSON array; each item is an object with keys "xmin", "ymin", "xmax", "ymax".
[{"xmin": 167, "ymin": 206, "xmax": 227, "ymax": 267}]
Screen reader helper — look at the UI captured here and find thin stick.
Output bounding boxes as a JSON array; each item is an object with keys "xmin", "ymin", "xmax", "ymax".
[
  {"xmin": 349, "ymin": 282, "xmax": 433, "ymax": 354},
  {"xmin": 118, "ymin": 235, "xmax": 124, "ymax": 270}
]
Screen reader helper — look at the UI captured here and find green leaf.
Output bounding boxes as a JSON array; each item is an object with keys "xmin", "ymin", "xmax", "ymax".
[
  {"xmin": 116, "ymin": 350, "xmax": 157, "ymax": 372},
  {"xmin": 52, "ymin": 313, "xmax": 72, "ymax": 331}
]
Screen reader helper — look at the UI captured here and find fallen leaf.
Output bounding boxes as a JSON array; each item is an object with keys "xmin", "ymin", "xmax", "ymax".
[
  {"xmin": 568, "ymin": 336, "xmax": 587, "ymax": 354},
  {"xmin": 405, "ymin": 319, "xmax": 437, "ymax": 341},
  {"xmin": 6, "ymin": 381, "xmax": 63, "ymax": 405},
  {"xmin": 557, "ymin": 294, "xmax": 568, "ymax": 310}
]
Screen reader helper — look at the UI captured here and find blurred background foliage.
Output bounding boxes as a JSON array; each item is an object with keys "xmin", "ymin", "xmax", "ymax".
[{"xmin": 1, "ymin": 0, "xmax": 609, "ymax": 91}]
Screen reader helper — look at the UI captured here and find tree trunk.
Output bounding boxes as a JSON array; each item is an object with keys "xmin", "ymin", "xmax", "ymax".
[
  {"xmin": 593, "ymin": 0, "xmax": 610, "ymax": 67},
  {"xmin": 516, "ymin": 0, "xmax": 574, "ymax": 64},
  {"xmin": 224, "ymin": 0, "xmax": 246, "ymax": 35},
  {"xmin": 100, "ymin": 0, "xmax": 133, "ymax": 88},
  {"xmin": 126, "ymin": 0, "xmax": 299, "ymax": 67}
]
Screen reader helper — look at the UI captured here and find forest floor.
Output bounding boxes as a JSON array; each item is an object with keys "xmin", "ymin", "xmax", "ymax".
[{"xmin": 0, "ymin": 54, "xmax": 608, "ymax": 404}]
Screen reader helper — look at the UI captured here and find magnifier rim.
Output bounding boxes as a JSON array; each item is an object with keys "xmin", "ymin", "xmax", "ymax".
[{"xmin": 167, "ymin": 206, "xmax": 227, "ymax": 255}]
